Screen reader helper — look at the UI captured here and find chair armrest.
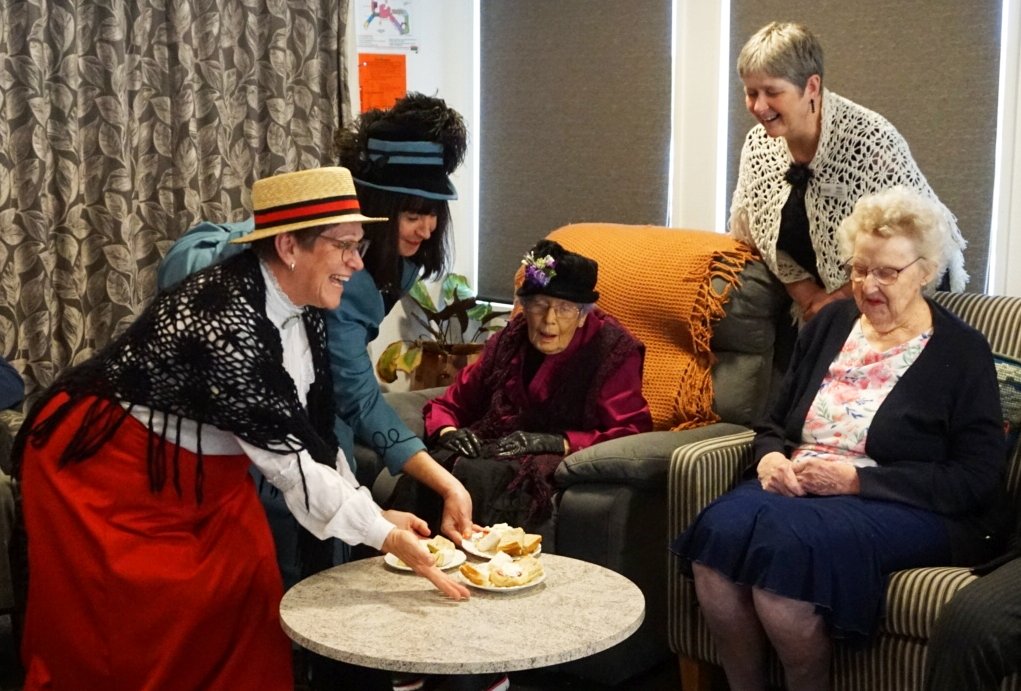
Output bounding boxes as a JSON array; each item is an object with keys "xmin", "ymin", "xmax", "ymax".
[
  {"xmin": 667, "ymin": 430, "xmax": 756, "ymax": 535},
  {"xmin": 555, "ymin": 423, "xmax": 750, "ymax": 491}
]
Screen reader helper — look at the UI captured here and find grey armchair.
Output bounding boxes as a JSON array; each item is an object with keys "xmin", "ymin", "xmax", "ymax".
[{"xmin": 359, "ymin": 257, "xmax": 794, "ymax": 684}]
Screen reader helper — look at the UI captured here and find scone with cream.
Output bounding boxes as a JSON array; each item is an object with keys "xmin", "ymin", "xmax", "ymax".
[
  {"xmin": 458, "ymin": 552, "xmax": 544, "ymax": 588},
  {"xmin": 473, "ymin": 524, "xmax": 542, "ymax": 556},
  {"xmin": 489, "ymin": 553, "xmax": 543, "ymax": 587}
]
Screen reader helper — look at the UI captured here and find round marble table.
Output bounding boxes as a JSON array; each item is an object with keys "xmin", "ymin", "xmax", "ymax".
[{"xmin": 279, "ymin": 553, "xmax": 645, "ymax": 674}]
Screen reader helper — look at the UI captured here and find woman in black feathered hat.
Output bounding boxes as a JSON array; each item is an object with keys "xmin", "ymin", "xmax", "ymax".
[{"xmin": 328, "ymin": 93, "xmax": 477, "ymax": 548}]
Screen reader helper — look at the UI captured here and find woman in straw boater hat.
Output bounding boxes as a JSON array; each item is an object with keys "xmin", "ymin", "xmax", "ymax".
[
  {"xmin": 156, "ymin": 94, "xmax": 476, "ymax": 589},
  {"xmin": 13, "ymin": 167, "xmax": 469, "ymax": 691}
]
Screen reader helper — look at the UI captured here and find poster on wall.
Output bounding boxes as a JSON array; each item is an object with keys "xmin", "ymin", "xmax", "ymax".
[
  {"xmin": 356, "ymin": 0, "xmax": 420, "ymax": 52},
  {"xmin": 358, "ymin": 53, "xmax": 407, "ymax": 112}
]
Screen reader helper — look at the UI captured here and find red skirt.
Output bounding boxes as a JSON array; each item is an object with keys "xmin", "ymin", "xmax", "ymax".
[{"xmin": 19, "ymin": 395, "xmax": 293, "ymax": 690}]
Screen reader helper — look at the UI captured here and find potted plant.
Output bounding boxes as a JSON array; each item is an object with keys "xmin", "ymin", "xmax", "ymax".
[{"xmin": 376, "ymin": 273, "xmax": 510, "ymax": 390}]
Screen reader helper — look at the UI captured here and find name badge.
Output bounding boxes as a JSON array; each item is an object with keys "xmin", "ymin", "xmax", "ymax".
[{"xmin": 817, "ymin": 182, "xmax": 848, "ymax": 198}]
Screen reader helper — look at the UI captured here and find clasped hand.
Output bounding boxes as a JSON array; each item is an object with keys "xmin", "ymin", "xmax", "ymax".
[
  {"xmin": 438, "ymin": 428, "xmax": 566, "ymax": 458},
  {"xmin": 756, "ymin": 453, "xmax": 859, "ymax": 496},
  {"xmin": 437, "ymin": 427, "xmax": 482, "ymax": 457},
  {"xmin": 492, "ymin": 431, "xmax": 566, "ymax": 457}
]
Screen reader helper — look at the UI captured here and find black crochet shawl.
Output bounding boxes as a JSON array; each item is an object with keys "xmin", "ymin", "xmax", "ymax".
[{"xmin": 13, "ymin": 251, "xmax": 338, "ymax": 509}]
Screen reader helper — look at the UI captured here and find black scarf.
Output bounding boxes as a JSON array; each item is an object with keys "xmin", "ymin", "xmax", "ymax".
[{"xmin": 13, "ymin": 251, "xmax": 338, "ymax": 509}]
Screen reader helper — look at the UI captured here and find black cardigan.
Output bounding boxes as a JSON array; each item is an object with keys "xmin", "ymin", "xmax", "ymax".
[{"xmin": 754, "ymin": 298, "xmax": 1008, "ymax": 564}]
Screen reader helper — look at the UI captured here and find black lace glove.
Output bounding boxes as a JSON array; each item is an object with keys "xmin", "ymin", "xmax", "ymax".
[
  {"xmin": 437, "ymin": 428, "xmax": 483, "ymax": 458},
  {"xmin": 493, "ymin": 431, "xmax": 566, "ymax": 457}
]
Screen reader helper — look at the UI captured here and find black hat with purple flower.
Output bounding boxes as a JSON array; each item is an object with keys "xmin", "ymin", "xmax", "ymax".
[{"xmin": 516, "ymin": 239, "xmax": 600, "ymax": 304}]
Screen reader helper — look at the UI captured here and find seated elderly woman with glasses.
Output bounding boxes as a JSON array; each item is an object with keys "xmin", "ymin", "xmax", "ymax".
[
  {"xmin": 397, "ymin": 239, "xmax": 652, "ymax": 540},
  {"xmin": 671, "ymin": 185, "xmax": 1008, "ymax": 691}
]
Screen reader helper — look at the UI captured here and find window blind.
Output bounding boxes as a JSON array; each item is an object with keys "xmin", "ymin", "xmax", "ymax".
[{"xmin": 478, "ymin": 0, "xmax": 673, "ymax": 301}]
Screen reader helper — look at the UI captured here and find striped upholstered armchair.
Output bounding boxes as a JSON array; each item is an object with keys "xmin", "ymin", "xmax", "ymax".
[{"xmin": 667, "ymin": 291, "xmax": 1021, "ymax": 691}]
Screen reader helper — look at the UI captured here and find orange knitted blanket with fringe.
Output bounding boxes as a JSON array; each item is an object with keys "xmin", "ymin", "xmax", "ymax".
[{"xmin": 546, "ymin": 224, "xmax": 756, "ymax": 431}]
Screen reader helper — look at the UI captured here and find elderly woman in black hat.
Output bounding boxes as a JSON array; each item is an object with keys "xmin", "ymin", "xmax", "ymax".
[
  {"xmin": 13, "ymin": 167, "xmax": 468, "ymax": 691},
  {"xmin": 418, "ymin": 240, "xmax": 653, "ymax": 537}
]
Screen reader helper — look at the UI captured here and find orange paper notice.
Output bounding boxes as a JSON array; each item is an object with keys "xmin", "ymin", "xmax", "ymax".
[{"xmin": 359, "ymin": 53, "xmax": 407, "ymax": 112}]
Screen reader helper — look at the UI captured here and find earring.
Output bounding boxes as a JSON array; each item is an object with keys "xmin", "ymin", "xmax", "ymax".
[
  {"xmin": 810, "ymin": 99, "xmax": 815, "ymax": 113},
  {"xmin": 289, "ymin": 261, "xmax": 295, "ymax": 272}
]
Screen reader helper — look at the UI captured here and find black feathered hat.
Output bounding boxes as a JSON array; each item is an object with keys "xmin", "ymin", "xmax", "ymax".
[
  {"xmin": 337, "ymin": 93, "xmax": 467, "ymax": 201},
  {"xmin": 516, "ymin": 239, "xmax": 600, "ymax": 304}
]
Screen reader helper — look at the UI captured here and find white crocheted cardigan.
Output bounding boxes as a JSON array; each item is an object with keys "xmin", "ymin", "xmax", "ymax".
[{"xmin": 729, "ymin": 89, "xmax": 968, "ymax": 292}]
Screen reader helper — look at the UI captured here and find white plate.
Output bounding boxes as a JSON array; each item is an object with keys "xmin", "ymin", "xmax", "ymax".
[
  {"xmin": 461, "ymin": 537, "xmax": 541, "ymax": 560},
  {"xmin": 384, "ymin": 549, "xmax": 466, "ymax": 572},
  {"xmin": 458, "ymin": 570, "xmax": 546, "ymax": 592}
]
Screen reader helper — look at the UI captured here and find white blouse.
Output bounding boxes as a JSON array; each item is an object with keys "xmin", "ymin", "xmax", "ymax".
[{"xmin": 130, "ymin": 260, "xmax": 394, "ymax": 550}]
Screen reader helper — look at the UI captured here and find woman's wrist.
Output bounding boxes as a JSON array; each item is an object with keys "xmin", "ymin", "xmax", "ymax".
[{"xmin": 403, "ymin": 450, "xmax": 463, "ymax": 499}]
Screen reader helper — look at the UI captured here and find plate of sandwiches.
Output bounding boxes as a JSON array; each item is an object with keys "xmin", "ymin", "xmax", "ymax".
[
  {"xmin": 461, "ymin": 523, "xmax": 542, "ymax": 560},
  {"xmin": 458, "ymin": 552, "xmax": 545, "ymax": 592},
  {"xmin": 384, "ymin": 534, "xmax": 466, "ymax": 571}
]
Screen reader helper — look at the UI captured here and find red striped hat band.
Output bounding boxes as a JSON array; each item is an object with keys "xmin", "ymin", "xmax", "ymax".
[{"xmin": 254, "ymin": 195, "xmax": 364, "ymax": 229}]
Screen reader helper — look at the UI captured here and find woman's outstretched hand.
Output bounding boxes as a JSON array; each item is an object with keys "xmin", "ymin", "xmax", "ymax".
[{"xmin": 381, "ymin": 528, "xmax": 470, "ymax": 600}]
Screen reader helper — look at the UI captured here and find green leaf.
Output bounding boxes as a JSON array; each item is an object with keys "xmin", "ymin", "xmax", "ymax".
[
  {"xmin": 396, "ymin": 345, "xmax": 422, "ymax": 374},
  {"xmin": 441, "ymin": 273, "xmax": 474, "ymax": 304},
  {"xmin": 408, "ymin": 280, "xmax": 437, "ymax": 312},
  {"xmin": 466, "ymin": 302, "xmax": 490, "ymax": 322},
  {"xmin": 480, "ymin": 308, "xmax": 511, "ymax": 325},
  {"xmin": 375, "ymin": 340, "xmax": 406, "ymax": 383}
]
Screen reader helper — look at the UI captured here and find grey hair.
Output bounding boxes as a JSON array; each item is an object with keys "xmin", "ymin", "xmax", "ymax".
[
  {"xmin": 737, "ymin": 21, "xmax": 824, "ymax": 90},
  {"xmin": 837, "ymin": 186, "xmax": 953, "ymax": 290}
]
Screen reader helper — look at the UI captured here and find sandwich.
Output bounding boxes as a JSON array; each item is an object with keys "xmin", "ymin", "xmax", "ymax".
[
  {"xmin": 496, "ymin": 530, "xmax": 542, "ymax": 557},
  {"xmin": 425, "ymin": 535, "xmax": 457, "ymax": 567},
  {"xmin": 475, "ymin": 523, "xmax": 512, "ymax": 552}
]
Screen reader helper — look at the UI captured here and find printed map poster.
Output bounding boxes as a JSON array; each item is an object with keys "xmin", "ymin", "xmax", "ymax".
[
  {"xmin": 356, "ymin": 0, "xmax": 420, "ymax": 52},
  {"xmin": 358, "ymin": 53, "xmax": 407, "ymax": 112}
]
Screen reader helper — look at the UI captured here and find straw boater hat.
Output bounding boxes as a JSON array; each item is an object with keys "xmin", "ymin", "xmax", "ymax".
[{"xmin": 230, "ymin": 167, "xmax": 387, "ymax": 244}]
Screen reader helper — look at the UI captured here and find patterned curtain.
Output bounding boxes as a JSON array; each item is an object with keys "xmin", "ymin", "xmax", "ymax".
[{"xmin": 0, "ymin": 0, "xmax": 348, "ymax": 406}]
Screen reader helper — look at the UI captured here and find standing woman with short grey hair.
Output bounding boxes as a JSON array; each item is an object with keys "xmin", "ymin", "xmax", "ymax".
[{"xmin": 729, "ymin": 21, "xmax": 968, "ymax": 321}]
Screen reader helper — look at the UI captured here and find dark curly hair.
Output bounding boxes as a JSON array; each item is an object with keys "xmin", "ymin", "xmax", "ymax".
[{"xmin": 334, "ymin": 93, "xmax": 466, "ymax": 291}]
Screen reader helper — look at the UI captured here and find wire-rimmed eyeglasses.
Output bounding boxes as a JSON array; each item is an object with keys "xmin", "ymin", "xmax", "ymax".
[
  {"xmin": 843, "ymin": 257, "xmax": 923, "ymax": 285},
  {"xmin": 319, "ymin": 235, "xmax": 370, "ymax": 260},
  {"xmin": 521, "ymin": 297, "xmax": 583, "ymax": 319}
]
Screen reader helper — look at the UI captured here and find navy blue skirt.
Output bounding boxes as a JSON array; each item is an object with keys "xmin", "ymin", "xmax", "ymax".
[{"xmin": 670, "ymin": 480, "xmax": 951, "ymax": 641}]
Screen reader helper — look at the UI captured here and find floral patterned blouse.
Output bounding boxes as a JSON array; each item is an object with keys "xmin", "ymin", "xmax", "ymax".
[{"xmin": 793, "ymin": 319, "xmax": 932, "ymax": 468}]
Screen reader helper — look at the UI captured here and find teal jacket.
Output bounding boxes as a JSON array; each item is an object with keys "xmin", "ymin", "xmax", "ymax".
[{"xmin": 157, "ymin": 219, "xmax": 427, "ymax": 475}]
